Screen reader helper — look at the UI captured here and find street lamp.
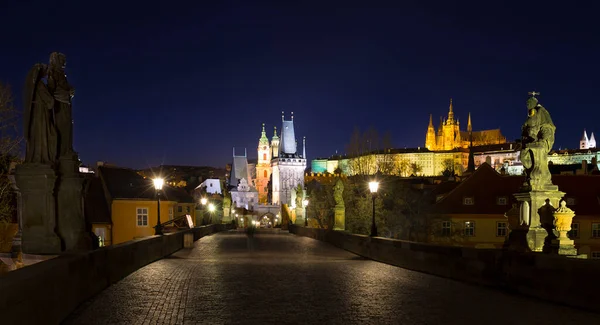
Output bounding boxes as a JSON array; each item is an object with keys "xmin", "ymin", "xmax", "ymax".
[
  {"xmin": 153, "ymin": 178, "xmax": 164, "ymax": 235},
  {"xmin": 200, "ymin": 197, "xmax": 208, "ymax": 205},
  {"xmin": 368, "ymin": 181, "xmax": 379, "ymax": 237},
  {"xmin": 303, "ymin": 199, "xmax": 309, "ymax": 227}
]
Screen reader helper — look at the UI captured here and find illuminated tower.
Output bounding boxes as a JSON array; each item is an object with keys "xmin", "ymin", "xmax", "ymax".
[
  {"xmin": 256, "ymin": 123, "xmax": 271, "ymax": 203},
  {"xmin": 271, "ymin": 111, "xmax": 306, "ymax": 205},
  {"xmin": 425, "ymin": 114, "xmax": 436, "ymax": 150}
]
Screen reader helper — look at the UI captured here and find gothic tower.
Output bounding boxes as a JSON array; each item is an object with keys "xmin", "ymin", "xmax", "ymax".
[
  {"xmin": 256, "ymin": 123, "xmax": 271, "ymax": 203},
  {"xmin": 425, "ymin": 114, "xmax": 436, "ymax": 150},
  {"xmin": 581, "ymin": 129, "xmax": 590, "ymax": 149},
  {"xmin": 271, "ymin": 126, "xmax": 280, "ymax": 158}
]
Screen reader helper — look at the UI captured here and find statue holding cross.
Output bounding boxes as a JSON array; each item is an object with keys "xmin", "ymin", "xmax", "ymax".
[{"xmin": 519, "ymin": 91, "xmax": 556, "ymax": 191}]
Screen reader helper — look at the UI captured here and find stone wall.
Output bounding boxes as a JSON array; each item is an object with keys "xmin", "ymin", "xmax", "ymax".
[
  {"xmin": 0, "ymin": 224, "xmax": 231, "ymax": 325},
  {"xmin": 290, "ymin": 225, "xmax": 600, "ymax": 313}
]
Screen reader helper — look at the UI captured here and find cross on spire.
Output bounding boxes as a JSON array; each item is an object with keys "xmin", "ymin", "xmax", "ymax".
[{"xmin": 528, "ymin": 91, "xmax": 540, "ymax": 97}]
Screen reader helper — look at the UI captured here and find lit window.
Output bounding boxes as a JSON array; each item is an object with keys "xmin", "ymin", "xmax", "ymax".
[
  {"xmin": 441, "ymin": 221, "xmax": 451, "ymax": 236},
  {"xmin": 464, "ymin": 221, "xmax": 475, "ymax": 237},
  {"xmin": 591, "ymin": 252, "xmax": 600, "ymax": 260},
  {"xmin": 496, "ymin": 222, "xmax": 507, "ymax": 237},
  {"xmin": 496, "ymin": 197, "xmax": 507, "ymax": 205},
  {"xmin": 592, "ymin": 223, "xmax": 600, "ymax": 238},
  {"xmin": 569, "ymin": 223, "xmax": 579, "ymax": 239},
  {"xmin": 136, "ymin": 208, "xmax": 148, "ymax": 226},
  {"xmin": 463, "ymin": 197, "xmax": 474, "ymax": 205}
]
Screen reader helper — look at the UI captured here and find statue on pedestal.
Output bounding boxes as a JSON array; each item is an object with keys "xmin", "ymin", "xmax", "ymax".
[
  {"xmin": 333, "ymin": 178, "xmax": 345, "ymax": 230},
  {"xmin": 519, "ymin": 92, "xmax": 557, "ymax": 191}
]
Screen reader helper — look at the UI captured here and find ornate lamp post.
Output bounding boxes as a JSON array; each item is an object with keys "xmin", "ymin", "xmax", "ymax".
[
  {"xmin": 368, "ymin": 181, "xmax": 379, "ymax": 237},
  {"xmin": 303, "ymin": 199, "xmax": 309, "ymax": 227},
  {"xmin": 153, "ymin": 178, "xmax": 164, "ymax": 235}
]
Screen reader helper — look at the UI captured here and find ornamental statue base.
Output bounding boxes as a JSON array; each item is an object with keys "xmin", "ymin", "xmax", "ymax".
[
  {"xmin": 334, "ymin": 205, "xmax": 345, "ymax": 231},
  {"xmin": 56, "ymin": 154, "xmax": 92, "ymax": 252},
  {"xmin": 15, "ymin": 164, "xmax": 62, "ymax": 254},
  {"xmin": 295, "ymin": 207, "xmax": 304, "ymax": 226}
]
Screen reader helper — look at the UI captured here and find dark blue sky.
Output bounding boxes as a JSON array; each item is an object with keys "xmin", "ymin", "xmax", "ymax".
[{"xmin": 1, "ymin": 1, "xmax": 598, "ymax": 169}]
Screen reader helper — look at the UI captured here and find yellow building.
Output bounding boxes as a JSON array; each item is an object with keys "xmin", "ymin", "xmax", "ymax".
[
  {"xmin": 425, "ymin": 99, "xmax": 506, "ymax": 151},
  {"xmin": 85, "ymin": 166, "xmax": 196, "ymax": 246}
]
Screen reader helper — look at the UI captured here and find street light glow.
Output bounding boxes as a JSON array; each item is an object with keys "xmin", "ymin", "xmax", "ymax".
[
  {"xmin": 153, "ymin": 178, "xmax": 164, "ymax": 190},
  {"xmin": 201, "ymin": 197, "xmax": 208, "ymax": 205},
  {"xmin": 303, "ymin": 199, "xmax": 309, "ymax": 207},
  {"xmin": 208, "ymin": 203, "xmax": 215, "ymax": 212},
  {"xmin": 368, "ymin": 181, "xmax": 379, "ymax": 194}
]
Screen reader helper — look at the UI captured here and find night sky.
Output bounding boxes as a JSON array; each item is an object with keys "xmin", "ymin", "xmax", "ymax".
[{"xmin": 1, "ymin": 1, "xmax": 599, "ymax": 169}]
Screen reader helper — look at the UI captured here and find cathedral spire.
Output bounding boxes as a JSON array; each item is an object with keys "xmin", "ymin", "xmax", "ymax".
[
  {"xmin": 447, "ymin": 98, "xmax": 454, "ymax": 122},
  {"xmin": 428, "ymin": 114, "xmax": 433, "ymax": 128},
  {"xmin": 467, "ymin": 112, "xmax": 472, "ymax": 133}
]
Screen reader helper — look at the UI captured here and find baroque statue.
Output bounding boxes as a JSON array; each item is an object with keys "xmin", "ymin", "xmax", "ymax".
[
  {"xmin": 23, "ymin": 52, "xmax": 75, "ymax": 165},
  {"xmin": 333, "ymin": 178, "xmax": 344, "ymax": 207},
  {"xmin": 519, "ymin": 92, "xmax": 556, "ymax": 191}
]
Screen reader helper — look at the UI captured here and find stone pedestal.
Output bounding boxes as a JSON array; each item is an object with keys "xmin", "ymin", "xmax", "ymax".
[
  {"xmin": 511, "ymin": 190, "xmax": 564, "ymax": 252},
  {"xmin": 295, "ymin": 207, "xmax": 304, "ymax": 226},
  {"xmin": 552, "ymin": 201, "xmax": 578, "ymax": 256},
  {"xmin": 222, "ymin": 200, "xmax": 231, "ymax": 223},
  {"xmin": 15, "ymin": 164, "xmax": 62, "ymax": 254},
  {"xmin": 56, "ymin": 154, "xmax": 92, "ymax": 251},
  {"xmin": 334, "ymin": 205, "xmax": 345, "ymax": 231}
]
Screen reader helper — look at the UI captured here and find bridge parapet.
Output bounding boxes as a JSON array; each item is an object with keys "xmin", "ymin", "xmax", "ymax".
[
  {"xmin": 290, "ymin": 225, "xmax": 600, "ymax": 313},
  {"xmin": 0, "ymin": 224, "xmax": 231, "ymax": 325}
]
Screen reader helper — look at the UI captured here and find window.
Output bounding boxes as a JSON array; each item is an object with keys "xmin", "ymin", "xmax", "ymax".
[
  {"xmin": 463, "ymin": 197, "xmax": 474, "ymax": 205},
  {"xmin": 591, "ymin": 252, "xmax": 600, "ymax": 260},
  {"xmin": 178, "ymin": 206, "xmax": 183, "ymax": 213},
  {"xmin": 169, "ymin": 207, "xmax": 173, "ymax": 220},
  {"xmin": 263, "ymin": 153, "xmax": 267, "ymax": 161},
  {"xmin": 264, "ymin": 170, "xmax": 267, "ymax": 178},
  {"xmin": 441, "ymin": 221, "xmax": 451, "ymax": 236},
  {"xmin": 569, "ymin": 223, "xmax": 579, "ymax": 239},
  {"xmin": 496, "ymin": 222, "xmax": 507, "ymax": 237},
  {"xmin": 464, "ymin": 221, "xmax": 475, "ymax": 237},
  {"xmin": 496, "ymin": 197, "xmax": 507, "ymax": 205},
  {"xmin": 592, "ymin": 223, "xmax": 600, "ymax": 238},
  {"xmin": 136, "ymin": 208, "xmax": 148, "ymax": 226}
]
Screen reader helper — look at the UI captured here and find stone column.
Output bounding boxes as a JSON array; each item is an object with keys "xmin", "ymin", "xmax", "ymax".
[
  {"xmin": 334, "ymin": 205, "xmax": 345, "ymax": 231},
  {"xmin": 14, "ymin": 164, "xmax": 62, "ymax": 254},
  {"xmin": 55, "ymin": 154, "xmax": 92, "ymax": 251},
  {"xmin": 552, "ymin": 201, "xmax": 577, "ymax": 255}
]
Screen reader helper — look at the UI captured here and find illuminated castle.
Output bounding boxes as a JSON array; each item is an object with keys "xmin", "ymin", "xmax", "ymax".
[{"xmin": 425, "ymin": 99, "xmax": 506, "ymax": 151}]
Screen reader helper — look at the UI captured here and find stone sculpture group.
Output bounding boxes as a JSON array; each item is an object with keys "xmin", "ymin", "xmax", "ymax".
[{"xmin": 16, "ymin": 52, "xmax": 91, "ymax": 254}]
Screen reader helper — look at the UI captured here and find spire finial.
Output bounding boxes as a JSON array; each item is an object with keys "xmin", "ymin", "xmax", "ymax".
[
  {"xmin": 262, "ymin": 122, "xmax": 265, "ymax": 131},
  {"xmin": 528, "ymin": 91, "xmax": 540, "ymax": 98},
  {"xmin": 282, "ymin": 111, "xmax": 284, "ymax": 121},
  {"xmin": 428, "ymin": 114, "xmax": 433, "ymax": 127},
  {"xmin": 467, "ymin": 112, "xmax": 472, "ymax": 133},
  {"xmin": 291, "ymin": 111, "xmax": 294, "ymax": 120},
  {"xmin": 448, "ymin": 98, "xmax": 454, "ymax": 121},
  {"xmin": 303, "ymin": 136, "xmax": 306, "ymax": 159}
]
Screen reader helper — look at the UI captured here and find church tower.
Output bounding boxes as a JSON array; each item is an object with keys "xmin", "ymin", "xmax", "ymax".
[
  {"xmin": 256, "ymin": 123, "xmax": 271, "ymax": 203},
  {"xmin": 590, "ymin": 132, "xmax": 596, "ymax": 148},
  {"xmin": 443, "ymin": 99, "xmax": 456, "ymax": 150},
  {"xmin": 580, "ymin": 129, "xmax": 589, "ymax": 149},
  {"xmin": 271, "ymin": 111, "xmax": 306, "ymax": 206},
  {"xmin": 425, "ymin": 114, "xmax": 436, "ymax": 150}
]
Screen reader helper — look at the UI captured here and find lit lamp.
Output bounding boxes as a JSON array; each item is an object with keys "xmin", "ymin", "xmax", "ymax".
[
  {"xmin": 208, "ymin": 203, "xmax": 215, "ymax": 224},
  {"xmin": 201, "ymin": 197, "xmax": 208, "ymax": 205},
  {"xmin": 303, "ymin": 199, "xmax": 309, "ymax": 227},
  {"xmin": 153, "ymin": 178, "xmax": 164, "ymax": 235},
  {"xmin": 368, "ymin": 181, "xmax": 379, "ymax": 237}
]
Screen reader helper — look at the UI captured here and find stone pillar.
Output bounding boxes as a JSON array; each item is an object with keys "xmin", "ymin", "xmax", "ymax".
[
  {"xmin": 222, "ymin": 201, "xmax": 231, "ymax": 224},
  {"xmin": 552, "ymin": 201, "xmax": 577, "ymax": 255},
  {"xmin": 334, "ymin": 205, "xmax": 345, "ymax": 231},
  {"xmin": 14, "ymin": 164, "xmax": 62, "ymax": 254},
  {"xmin": 295, "ymin": 206, "xmax": 304, "ymax": 225},
  {"xmin": 510, "ymin": 190, "xmax": 564, "ymax": 252},
  {"xmin": 55, "ymin": 154, "xmax": 92, "ymax": 251}
]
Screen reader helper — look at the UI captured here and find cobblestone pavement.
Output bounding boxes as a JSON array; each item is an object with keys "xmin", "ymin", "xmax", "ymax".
[{"xmin": 65, "ymin": 229, "xmax": 598, "ymax": 325}]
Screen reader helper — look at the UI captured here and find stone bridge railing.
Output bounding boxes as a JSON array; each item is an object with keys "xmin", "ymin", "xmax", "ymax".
[
  {"xmin": 290, "ymin": 225, "xmax": 600, "ymax": 314},
  {"xmin": 0, "ymin": 224, "xmax": 232, "ymax": 325}
]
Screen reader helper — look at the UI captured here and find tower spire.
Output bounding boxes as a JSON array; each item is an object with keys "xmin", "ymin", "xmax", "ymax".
[
  {"xmin": 428, "ymin": 114, "xmax": 433, "ymax": 127},
  {"xmin": 447, "ymin": 98, "xmax": 454, "ymax": 122},
  {"xmin": 282, "ymin": 111, "xmax": 285, "ymax": 121},
  {"xmin": 303, "ymin": 136, "xmax": 306, "ymax": 159},
  {"xmin": 467, "ymin": 112, "xmax": 472, "ymax": 133}
]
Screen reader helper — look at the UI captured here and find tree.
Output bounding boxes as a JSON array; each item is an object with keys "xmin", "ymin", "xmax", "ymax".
[
  {"xmin": 409, "ymin": 162, "xmax": 422, "ymax": 176},
  {"xmin": 0, "ymin": 82, "xmax": 20, "ymax": 223},
  {"xmin": 305, "ymin": 179, "xmax": 335, "ymax": 229},
  {"xmin": 345, "ymin": 127, "xmax": 394, "ymax": 177},
  {"xmin": 441, "ymin": 158, "xmax": 455, "ymax": 177},
  {"xmin": 395, "ymin": 158, "xmax": 410, "ymax": 177}
]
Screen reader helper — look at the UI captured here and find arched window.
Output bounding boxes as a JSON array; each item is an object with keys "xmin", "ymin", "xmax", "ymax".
[
  {"xmin": 264, "ymin": 170, "xmax": 267, "ymax": 178},
  {"xmin": 263, "ymin": 153, "xmax": 267, "ymax": 161}
]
